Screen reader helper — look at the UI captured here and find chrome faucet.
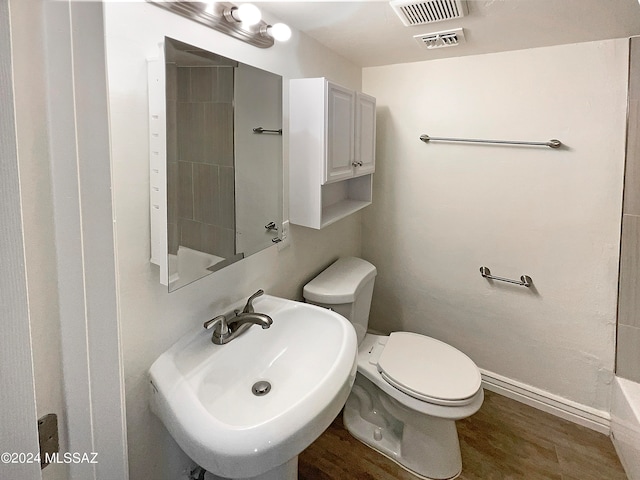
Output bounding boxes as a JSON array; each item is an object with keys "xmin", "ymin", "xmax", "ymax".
[
  {"xmin": 239, "ymin": 289, "xmax": 264, "ymax": 313},
  {"xmin": 203, "ymin": 289, "xmax": 273, "ymax": 345},
  {"xmin": 203, "ymin": 315, "xmax": 230, "ymax": 344},
  {"xmin": 228, "ymin": 311, "xmax": 272, "ymax": 331}
]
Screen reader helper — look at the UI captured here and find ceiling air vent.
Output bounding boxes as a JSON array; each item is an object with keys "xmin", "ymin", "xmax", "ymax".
[
  {"xmin": 414, "ymin": 28, "xmax": 465, "ymax": 49},
  {"xmin": 390, "ymin": 0, "xmax": 467, "ymax": 27}
]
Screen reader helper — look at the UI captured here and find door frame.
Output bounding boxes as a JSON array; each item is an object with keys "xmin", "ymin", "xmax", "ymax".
[{"xmin": 0, "ymin": 0, "xmax": 42, "ymax": 478}]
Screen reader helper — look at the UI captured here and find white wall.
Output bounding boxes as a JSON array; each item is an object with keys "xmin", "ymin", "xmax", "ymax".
[
  {"xmin": 104, "ymin": 3, "xmax": 362, "ymax": 479},
  {"xmin": 362, "ymin": 40, "xmax": 628, "ymax": 415}
]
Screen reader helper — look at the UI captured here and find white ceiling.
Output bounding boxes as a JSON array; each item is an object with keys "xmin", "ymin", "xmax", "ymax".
[{"xmin": 259, "ymin": 0, "xmax": 640, "ymax": 67}]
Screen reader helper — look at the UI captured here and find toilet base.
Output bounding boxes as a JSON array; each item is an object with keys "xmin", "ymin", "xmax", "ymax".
[{"xmin": 343, "ymin": 374, "xmax": 463, "ymax": 480}]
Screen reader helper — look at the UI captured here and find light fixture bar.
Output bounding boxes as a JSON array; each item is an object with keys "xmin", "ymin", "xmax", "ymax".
[{"xmin": 146, "ymin": 1, "xmax": 275, "ymax": 49}]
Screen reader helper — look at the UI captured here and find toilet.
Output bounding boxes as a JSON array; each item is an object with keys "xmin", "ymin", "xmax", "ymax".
[{"xmin": 303, "ymin": 257, "xmax": 484, "ymax": 480}]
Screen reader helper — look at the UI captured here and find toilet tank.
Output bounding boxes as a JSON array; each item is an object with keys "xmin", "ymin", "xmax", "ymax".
[{"xmin": 303, "ymin": 257, "xmax": 377, "ymax": 345}]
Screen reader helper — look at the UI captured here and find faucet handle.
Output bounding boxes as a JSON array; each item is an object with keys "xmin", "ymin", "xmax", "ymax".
[
  {"xmin": 204, "ymin": 315, "xmax": 229, "ymax": 335},
  {"xmin": 242, "ymin": 289, "xmax": 264, "ymax": 313}
]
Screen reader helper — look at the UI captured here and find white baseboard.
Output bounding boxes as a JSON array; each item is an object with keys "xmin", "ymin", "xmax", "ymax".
[{"xmin": 481, "ymin": 369, "xmax": 611, "ymax": 435}]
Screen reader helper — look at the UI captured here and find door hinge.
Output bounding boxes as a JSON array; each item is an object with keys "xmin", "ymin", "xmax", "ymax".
[{"xmin": 38, "ymin": 414, "xmax": 59, "ymax": 469}]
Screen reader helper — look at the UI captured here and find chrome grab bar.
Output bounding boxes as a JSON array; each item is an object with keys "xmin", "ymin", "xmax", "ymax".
[
  {"xmin": 480, "ymin": 266, "xmax": 532, "ymax": 287},
  {"xmin": 420, "ymin": 134, "xmax": 561, "ymax": 149}
]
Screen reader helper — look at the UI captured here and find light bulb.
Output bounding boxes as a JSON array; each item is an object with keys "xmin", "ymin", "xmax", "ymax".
[
  {"xmin": 269, "ymin": 23, "xmax": 292, "ymax": 42},
  {"xmin": 204, "ymin": 1, "xmax": 216, "ymax": 15},
  {"xmin": 235, "ymin": 3, "xmax": 261, "ymax": 26}
]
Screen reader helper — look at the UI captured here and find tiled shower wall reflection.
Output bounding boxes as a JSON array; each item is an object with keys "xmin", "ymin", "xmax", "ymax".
[
  {"xmin": 617, "ymin": 37, "xmax": 640, "ymax": 382},
  {"xmin": 166, "ymin": 63, "xmax": 235, "ymax": 258}
]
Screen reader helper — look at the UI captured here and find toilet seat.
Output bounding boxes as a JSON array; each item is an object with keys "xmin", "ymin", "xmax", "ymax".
[{"xmin": 376, "ymin": 332, "xmax": 482, "ymax": 407}]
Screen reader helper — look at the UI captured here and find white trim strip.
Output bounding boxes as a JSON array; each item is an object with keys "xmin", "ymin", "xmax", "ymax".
[{"xmin": 481, "ymin": 369, "xmax": 611, "ymax": 435}]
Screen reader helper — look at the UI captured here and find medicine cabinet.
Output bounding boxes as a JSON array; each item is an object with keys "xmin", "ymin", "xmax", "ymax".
[{"xmin": 148, "ymin": 37, "xmax": 283, "ymax": 291}]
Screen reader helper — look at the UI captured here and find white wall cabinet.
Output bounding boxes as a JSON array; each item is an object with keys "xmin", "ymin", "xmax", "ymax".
[
  {"xmin": 290, "ymin": 78, "xmax": 376, "ymax": 229},
  {"xmin": 355, "ymin": 92, "xmax": 376, "ymax": 175}
]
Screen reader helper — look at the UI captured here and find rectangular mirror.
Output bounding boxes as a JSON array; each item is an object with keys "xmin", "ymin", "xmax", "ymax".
[{"xmin": 149, "ymin": 37, "xmax": 283, "ymax": 291}]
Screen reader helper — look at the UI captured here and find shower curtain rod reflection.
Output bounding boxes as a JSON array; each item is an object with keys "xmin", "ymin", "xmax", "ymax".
[{"xmin": 420, "ymin": 134, "xmax": 562, "ymax": 149}]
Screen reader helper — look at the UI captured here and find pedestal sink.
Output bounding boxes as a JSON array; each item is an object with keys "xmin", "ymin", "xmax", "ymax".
[{"xmin": 149, "ymin": 294, "xmax": 358, "ymax": 479}]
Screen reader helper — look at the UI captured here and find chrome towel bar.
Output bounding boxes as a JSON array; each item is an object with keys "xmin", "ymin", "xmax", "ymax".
[
  {"xmin": 253, "ymin": 127, "xmax": 282, "ymax": 135},
  {"xmin": 420, "ymin": 134, "xmax": 561, "ymax": 149},
  {"xmin": 480, "ymin": 266, "xmax": 532, "ymax": 287}
]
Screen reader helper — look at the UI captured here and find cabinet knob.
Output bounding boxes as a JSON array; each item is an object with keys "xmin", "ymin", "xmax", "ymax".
[{"xmin": 352, "ymin": 161, "xmax": 363, "ymax": 167}]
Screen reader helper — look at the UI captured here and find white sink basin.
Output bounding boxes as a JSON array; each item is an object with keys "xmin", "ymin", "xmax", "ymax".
[{"xmin": 149, "ymin": 294, "xmax": 358, "ymax": 479}]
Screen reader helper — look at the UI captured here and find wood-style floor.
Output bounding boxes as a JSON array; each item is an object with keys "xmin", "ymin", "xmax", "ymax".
[{"xmin": 299, "ymin": 390, "xmax": 627, "ymax": 480}]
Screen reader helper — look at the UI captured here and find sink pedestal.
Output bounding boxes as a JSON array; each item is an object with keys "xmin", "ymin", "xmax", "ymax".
[{"xmin": 205, "ymin": 457, "xmax": 297, "ymax": 480}]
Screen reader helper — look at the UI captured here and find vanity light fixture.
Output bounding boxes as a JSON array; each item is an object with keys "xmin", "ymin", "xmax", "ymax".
[
  {"xmin": 261, "ymin": 23, "xmax": 292, "ymax": 42},
  {"xmin": 146, "ymin": 1, "xmax": 291, "ymax": 48},
  {"xmin": 204, "ymin": 1, "xmax": 216, "ymax": 15},
  {"xmin": 224, "ymin": 3, "xmax": 262, "ymax": 26}
]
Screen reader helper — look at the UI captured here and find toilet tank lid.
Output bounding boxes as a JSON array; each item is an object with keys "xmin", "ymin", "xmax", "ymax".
[{"xmin": 303, "ymin": 257, "xmax": 377, "ymax": 304}]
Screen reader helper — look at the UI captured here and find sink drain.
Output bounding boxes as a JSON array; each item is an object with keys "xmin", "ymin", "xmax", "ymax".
[{"xmin": 252, "ymin": 380, "xmax": 271, "ymax": 396}]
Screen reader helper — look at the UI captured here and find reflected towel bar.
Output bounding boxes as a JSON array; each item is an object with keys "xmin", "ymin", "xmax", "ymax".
[
  {"xmin": 420, "ymin": 134, "xmax": 561, "ymax": 149},
  {"xmin": 480, "ymin": 266, "xmax": 532, "ymax": 287},
  {"xmin": 253, "ymin": 127, "xmax": 282, "ymax": 135}
]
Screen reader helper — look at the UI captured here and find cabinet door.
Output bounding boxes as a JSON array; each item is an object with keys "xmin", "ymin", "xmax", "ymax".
[
  {"xmin": 355, "ymin": 92, "xmax": 376, "ymax": 176},
  {"xmin": 325, "ymin": 82, "xmax": 355, "ymax": 183}
]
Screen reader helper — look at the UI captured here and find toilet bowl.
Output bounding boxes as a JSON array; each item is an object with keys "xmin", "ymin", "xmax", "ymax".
[{"xmin": 303, "ymin": 257, "xmax": 484, "ymax": 480}]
